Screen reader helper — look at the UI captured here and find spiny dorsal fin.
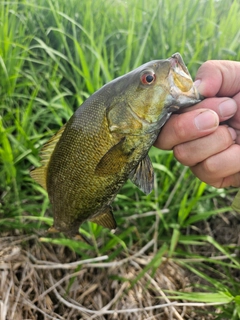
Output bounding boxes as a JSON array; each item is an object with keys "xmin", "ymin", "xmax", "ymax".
[{"xmin": 30, "ymin": 124, "xmax": 66, "ymax": 190}]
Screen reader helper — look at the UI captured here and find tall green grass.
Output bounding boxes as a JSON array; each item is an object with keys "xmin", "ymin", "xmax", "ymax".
[{"xmin": 1, "ymin": 0, "xmax": 240, "ymax": 317}]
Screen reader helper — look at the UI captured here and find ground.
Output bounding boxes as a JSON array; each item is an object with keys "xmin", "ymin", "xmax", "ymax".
[{"xmin": 0, "ymin": 210, "xmax": 239, "ymax": 320}]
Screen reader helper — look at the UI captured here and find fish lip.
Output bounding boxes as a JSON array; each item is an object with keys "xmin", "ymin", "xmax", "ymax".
[
  {"xmin": 168, "ymin": 52, "xmax": 193, "ymax": 86},
  {"xmin": 168, "ymin": 52, "xmax": 190, "ymax": 76},
  {"xmin": 167, "ymin": 84, "xmax": 203, "ymax": 111},
  {"xmin": 167, "ymin": 52, "xmax": 204, "ymax": 108}
]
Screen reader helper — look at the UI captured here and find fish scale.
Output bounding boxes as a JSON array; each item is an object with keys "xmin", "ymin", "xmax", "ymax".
[{"xmin": 30, "ymin": 53, "xmax": 203, "ymax": 242}]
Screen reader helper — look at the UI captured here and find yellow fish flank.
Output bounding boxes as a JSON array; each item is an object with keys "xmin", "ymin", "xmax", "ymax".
[{"xmin": 31, "ymin": 53, "xmax": 202, "ymax": 242}]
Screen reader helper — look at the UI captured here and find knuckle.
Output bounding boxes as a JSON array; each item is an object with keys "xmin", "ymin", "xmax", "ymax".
[
  {"xmin": 191, "ymin": 162, "xmax": 222, "ymax": 187},
  {"xmin": 172, "ymin": 116, "xmax": 188, "ymax": 141},
  {"xmin": 231, "ymin": 172, "xmax": 240, "ymax": 187},
  {"xmin": 210, "ymin": 180, "xmax": 223, "ymax": 188},
  {"xmin": 173, "ymin": 144, "xmax": 191, "ymax": 165},
  {"xmin": 202, "ymin": 157, "xmax": 218, "ymax": 175},
  {"xmin": 217, "ymin": 126, "xmax": 234, "ymax": 148}
]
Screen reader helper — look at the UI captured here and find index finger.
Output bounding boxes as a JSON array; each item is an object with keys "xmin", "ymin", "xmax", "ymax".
[
  {"xmin": 195, "ymin": 60, "xmax": 240, "ymax": 97},
  {"xmin": 154, "ymin": 108, "xmax": 219, "ymax": 150}
]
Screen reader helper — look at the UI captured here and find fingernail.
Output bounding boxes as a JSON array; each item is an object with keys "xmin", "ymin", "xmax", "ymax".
[
  {"xmin": 194, "ymin": 79, "xmax": 205, "ymax": 96},
  {"xmin": 194, "ymin": 79, "xmax": 201, "ymax": 87},
  {"xmin": 194, "ymin": 110, "xmax": 218, "ymax": 130},
  {"xmin": 228, "ymin": 127, "xmax": 237, "ymax": 141},
  {"xmin": 219, "ymin": 99, "xmax": 237, "ymax": 118}
]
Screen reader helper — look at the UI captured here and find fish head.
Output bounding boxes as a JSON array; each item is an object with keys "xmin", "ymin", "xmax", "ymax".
[{"xmin": 116, "ymin": 53, "xmax": 203, "ymax": 127}]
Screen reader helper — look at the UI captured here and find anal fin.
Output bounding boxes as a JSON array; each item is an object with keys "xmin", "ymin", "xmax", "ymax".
[{"xmin": 90, "ymin": 207, "xmax": 117, "ymax": 230}]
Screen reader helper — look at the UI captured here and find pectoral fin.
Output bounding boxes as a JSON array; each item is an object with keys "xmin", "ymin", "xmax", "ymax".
[
  {"xmin": 95, "ymin": 137, "xmax": 130, "ymax": 175},
  {"xmin": 90, "ymin": 207, "xmax": 117, "ymax": 230},
  {"xmin": 129, "ymin": 155, "xmax": 154, "ymax": 195}
]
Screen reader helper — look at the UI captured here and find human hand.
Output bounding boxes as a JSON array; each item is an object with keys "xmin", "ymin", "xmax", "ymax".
[{"xmin": 155, "ymin": 60, "xmax": 240, "ymax": 188}]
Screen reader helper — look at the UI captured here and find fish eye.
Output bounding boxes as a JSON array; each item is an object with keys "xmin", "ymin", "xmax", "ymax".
[{"xmin": 141, "ymin": 72, "xmax": 156, "ymax": 85}]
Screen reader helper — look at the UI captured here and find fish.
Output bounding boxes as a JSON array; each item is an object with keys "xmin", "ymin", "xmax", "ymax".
[{"xmin": 30, "ymin": 53, "xmax": 202, "ymax": 242}]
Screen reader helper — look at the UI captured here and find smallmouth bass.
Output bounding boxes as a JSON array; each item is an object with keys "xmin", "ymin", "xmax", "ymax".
[{"xmin": 31, "ymin": 53, "xmax": 202, "ymax": 242}]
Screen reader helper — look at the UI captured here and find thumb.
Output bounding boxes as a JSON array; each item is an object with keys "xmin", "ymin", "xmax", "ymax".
[{"xmin": 194, "ymin": 60, "xmax": 240, "ymax": 97}]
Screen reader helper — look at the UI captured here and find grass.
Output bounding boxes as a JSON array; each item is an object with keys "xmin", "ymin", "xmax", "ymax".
[{"xmin": 1, "ymin": 0, "xmax": 240, "ymax": 318}]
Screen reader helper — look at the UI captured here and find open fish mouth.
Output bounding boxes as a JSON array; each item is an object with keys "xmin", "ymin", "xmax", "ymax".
[
  {"xmin": 167, "ymin": 52, "xmax": 203, "ymax": 108},
  {"xmin": 169, "ymin": 53, "xmax": 191, "ymax": 77}
]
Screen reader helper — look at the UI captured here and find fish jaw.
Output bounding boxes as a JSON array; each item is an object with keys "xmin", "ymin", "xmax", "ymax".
[{"xmin": 166, "ymin": 52, "xmax": 204, "ymax": 111}]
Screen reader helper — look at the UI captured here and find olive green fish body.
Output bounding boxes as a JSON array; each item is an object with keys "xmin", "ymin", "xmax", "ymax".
[
  {"xmin": 31, "ymin": 53, "xmax": 203, "ymax": 240},
  {"xmin": 47, "ymin": 88, "xmax": 159, "ymax": 236}
]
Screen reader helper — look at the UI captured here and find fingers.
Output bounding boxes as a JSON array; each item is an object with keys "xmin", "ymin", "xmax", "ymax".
[
  {"xmin": 183, "ymin": 97, "xmax": 238, "ymax": 121},
  {"xmin": 228, "ymin": 91, "xmax": 240, "ymax": 130},
  {"xmin": 190, "ymin": 144, "xmax": 240, "ymax": 188},
  {"xmin": 236, "ymin": 129, "xmax": 240, "ymax": 145},
  {"xmin": 155, "ymin": 109, "xmax": 218, "ymax": 150},
  {"xmin": 155, "ymin": 97, "xmax": 237, "ymax": 150},
  {"xmin": 195, "ymin": 60, "xmax": 240, "ymax": 97},
  {"xmin": 194, "ymin": 61, "xmax": 240, "ymax": 130},
  {"xmin": 155, "ymin": 60, "xmax": 240, "ymax": 189},
  {"xmin": 173, "ymin": 126, "xmax": 236, "ymax": 167},
  {"xmin": 221, "ymin": 172, "xmax": 240, "ymax": 188}
]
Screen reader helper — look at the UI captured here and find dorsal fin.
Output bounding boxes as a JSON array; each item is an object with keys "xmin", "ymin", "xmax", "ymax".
[{"xmin": 30, "ymin": 124, "xmax": 66, "ymax": 190}]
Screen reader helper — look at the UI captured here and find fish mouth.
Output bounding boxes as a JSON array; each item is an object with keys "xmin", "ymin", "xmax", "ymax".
[
  {"xmin": 167, "ymin": 53, "xmax": 204, "ymax": 111},
  {"xmin": 169, "ymin": 53, "xmax": 191, "ymax": 78}
]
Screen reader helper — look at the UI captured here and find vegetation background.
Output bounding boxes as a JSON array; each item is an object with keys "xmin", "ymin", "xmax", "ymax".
[{"xmin": 1, "ymin": 0, "xmax": 240, "ymax": 319}]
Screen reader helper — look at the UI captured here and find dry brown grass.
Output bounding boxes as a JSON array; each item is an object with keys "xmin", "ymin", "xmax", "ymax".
[{"xmin": 0, "ymin": 233, "xmax": 220, "ymax": 320}]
